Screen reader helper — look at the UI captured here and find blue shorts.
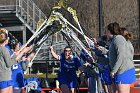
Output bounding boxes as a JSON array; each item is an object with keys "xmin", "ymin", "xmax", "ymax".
[
  {"xmin": 0, "ymin": 80, "xmax": 13, "ymax": 89},
  {"xmin": 58, "ymin": 74, "xmax": 78, "ymax": 88},
  {"xmin": 114, "ymin": 68, "xmax": 136, "ymax": 84}
]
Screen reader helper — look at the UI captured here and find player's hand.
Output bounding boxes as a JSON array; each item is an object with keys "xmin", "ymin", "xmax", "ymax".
[
  {"xmin": 49, "ymin": 46, "xmax": 53, "ymax": 51},
  {"xmin": 22, "ymin": 56, "xmax": 27, "ymax": 61},
  {"xmin": 84, "ymin": 62, "xmax": 90, "ymax": 66},
  {"xmin": 110, "ymin": 72, "xmax": 115, "ymax": 78}
]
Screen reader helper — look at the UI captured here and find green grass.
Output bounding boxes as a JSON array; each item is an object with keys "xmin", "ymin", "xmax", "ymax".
[{"xmin": 24, "ymin": 73, "xmax": 57, "ymax": 79}]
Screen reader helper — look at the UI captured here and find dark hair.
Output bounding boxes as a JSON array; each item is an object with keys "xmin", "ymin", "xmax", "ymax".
[
  {"xmin": 64, "ymin": 46, "xmax": 71, "ymax": 51},
  {"xmin": 120, "ymin": 27, "xmax": 127, "ymax": 32},
  {"xmin": 8, "ymin": 39, "xmax": 19, "ymax": 50},
  {"xmin": 96, "ymin": 35, "xmax": 108, "ymax": 47},
  {"xmin": 107, "ymin": 22, "xmax": 121, "ymax": 35},
  {"xmin": 101, "ymin": 35, "xmax": 108, "ymax": 41},
  {"xmin": 120, "ymin": 27, "xmax": 133, "ymax": 40},
  {"xmin": 64, "ymin": 46, "xmax": 71, "ymax": 52}
]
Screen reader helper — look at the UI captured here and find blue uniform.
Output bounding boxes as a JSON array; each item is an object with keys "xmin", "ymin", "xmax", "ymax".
[
  {"xmin": 80, "ymin": 48, "xmax": 112, "ymax": 85},
  {"xmin": 58, "ymin": 53, "xmax": 81, "ymax": 88},
  {"xmin": 80, "ymin": 49, "xmax": 95, "ymax": 78},
  {"xmin": 80, "ymin": 49, "xmax": 87, "ymax": 65},
  {"xmin": 12, "ymin": 63, "xmax": 25, "ymax": 88},
  {"xmin": 99, "ymin": 64, "xmax": 112, "ymax": 85},
  {"xmin": 80, "ymin": 49, "xmax": 93, "ymax": 64},
  {"xmin": 5, "ymin": 44, "xmax": 13, "ymax": 55},
  {"xmin": 92, "ymin": 48, "xmax": 112, "ymax": 85}
]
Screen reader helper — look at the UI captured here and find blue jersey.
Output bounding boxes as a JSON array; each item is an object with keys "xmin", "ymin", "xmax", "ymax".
[
  {"xmin": 12, "ymin": 63, "xmax": 24, "ymax": 88},
  {"xmin": 80, "ymin": 49, "xmax": 93, "ymax": 64},
  {"xmin": 80, "ymin": 50, "xmax": 87, "ymax": 64},
  {"xmin": 92, "ymin": 48, "xmax": 112, "ymax": 84},
  {"xmin": 5, "ymin": 44, "xmax": 13, "ymax": 55},
  {"xmin": 58, "ymin": 53, "xmax": 81, "ymax": 88},
  {"xmin": 59, "ymin": 53, "xmax": 81, "ymax": 76}
]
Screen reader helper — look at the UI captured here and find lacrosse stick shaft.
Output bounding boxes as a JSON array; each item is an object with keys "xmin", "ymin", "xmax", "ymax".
[
  {"xmin": 70, "ymin": 33, "xmax": 92, "ymax": 58},
  {"xmin": 28, "ymin": 42, "xmax": 45, "ymax": 68},
  {"xmin": 30, "ymin": 33, "xmax": 50, "ymax": 64},
  {"xmin": 54, "ymin": 11, "xmax": 94, "ymax": 47},
  {"xmin": 17, "ymin": 21, "xmax": 48, "ymax": 54}
]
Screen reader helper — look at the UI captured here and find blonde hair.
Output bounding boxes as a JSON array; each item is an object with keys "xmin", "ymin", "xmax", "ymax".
[
  {"xmin": 125, "ymin": 33, "xmax": 133, "ymax": 40},
  {"xmin": 0, "ymin": 29, "xmax": 8, "ymax": 43},
  {"xmin": 120, "ymin": 27, "xmax": 133, "ymax": 40},
  {"xmin": 0, "ymin": 28, "xmax": 8, "ymax": 35}
]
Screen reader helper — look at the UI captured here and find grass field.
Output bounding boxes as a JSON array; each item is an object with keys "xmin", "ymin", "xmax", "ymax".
[{"xmin": 24, "ymin": 73, "xmax": 57, "ymax": 79}]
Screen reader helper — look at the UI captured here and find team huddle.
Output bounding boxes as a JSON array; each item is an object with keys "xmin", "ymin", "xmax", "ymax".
[{"xmin": 0, "ymin": 22, "xmax": 136, "ymax": 93}]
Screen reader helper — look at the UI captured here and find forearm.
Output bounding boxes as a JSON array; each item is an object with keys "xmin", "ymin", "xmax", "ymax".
[
  {"xmin": 50, "ymin": 47, "xmax": 59, "ymax": 60},
  {"xmin": 98, "ymin": 46, "xmax": 109, "ymax": 54},
  {"xmin": 15, "ymin": 46, "xmax": 33, "ymax": 60},
  {"xmin": 21, "ymin": 61, "xmax": 29, "ymax": 71}
]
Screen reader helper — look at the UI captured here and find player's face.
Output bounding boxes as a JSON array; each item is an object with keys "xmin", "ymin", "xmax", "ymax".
[
  {"xmin": 15, "ymin": 43, "xmax": 20, "ymax": 52},
  {"xmin": 64, "ymin": 48, "xmax": 71, "ymax": 59}
]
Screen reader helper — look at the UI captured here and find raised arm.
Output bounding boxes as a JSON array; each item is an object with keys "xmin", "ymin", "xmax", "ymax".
[
  {"xmin": 49, "ymin": 46, "xmax": 60, "ymax": 60},
  {"xmin": 15, "ymin": 45, "xmax": 33, "ymax": 60}
]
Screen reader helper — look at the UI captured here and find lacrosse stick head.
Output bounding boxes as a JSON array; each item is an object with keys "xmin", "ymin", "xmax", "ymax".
[{"xmin": 48, "ymin": 20, "xmax": 62, "ymax": 35}]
